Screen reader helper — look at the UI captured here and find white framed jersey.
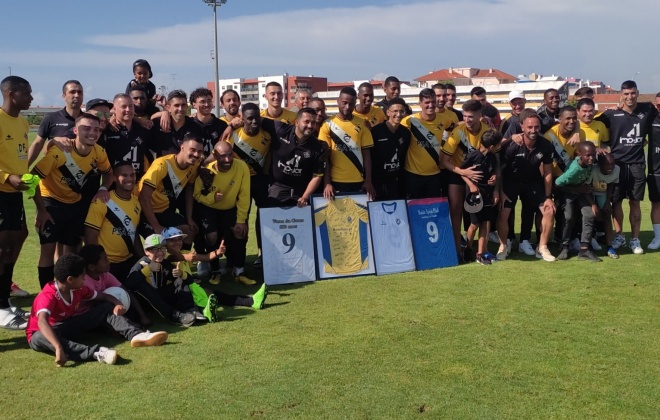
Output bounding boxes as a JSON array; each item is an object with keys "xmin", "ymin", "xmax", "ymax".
[{"xmin": 368, "ymin": 200, "xmax": 415, "ymax": 275}]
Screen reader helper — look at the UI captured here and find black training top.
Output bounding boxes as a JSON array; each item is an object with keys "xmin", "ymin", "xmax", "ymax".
[
  {"xmin": 191, "ymin": 115, "xmax": 228, "ymax": 157},
  {"xmin": 99, "ymin": 124, "xmax": 154, "ymax": 181},
  {"xmin": 501, "ymin": 136, "xmax": 554, "ymax": 184},
  {"xmin": 461, "ymin": 148, "xmax": 497, "ymax": 204},
  {"xmin": 598, "ymin": 103, "xmax": 657, "ymax": 165},
  {"xmin": 648, "ymin": 114, "xmax": 660, "ymax": 175},
  {"xmin": 369, "ymin": 121, "xmax": 411, "ymax": 181},
  {"xmin": 149, "ymin": 116, "xmax": 203, "ymax": 157}
]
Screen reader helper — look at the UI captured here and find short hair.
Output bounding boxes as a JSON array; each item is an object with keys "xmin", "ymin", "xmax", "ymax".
[
  {"xmin": 295, "ymin": 87, "xmax": 312, "ymax": 100},
  {"xmin": 574, "ymin": 87, "xmax": 594, "ymax": 98},
  {"xmin": 75, "ymin": 112, "xmax": 100, "ymax": 125},
  {"xmin": 54, "ymin": 254, "xmax": 86, "ymax": 283},
  {"xmin": 418, "ymin": 88, "xmax": 435, "ymax": 102},
  {"xmin": 543, "ymin": 88, "xmax": 559, "ymax": 98},
  {"xmin": 598, "ymin": 152, "xmax": 615, "ymax": 169},
  {"xmin": 297, "ymin": 107, "xmax": 316, "ymax": 119},
  {"xmin": 190, "ymin": 87, "xmax": 213, "ymax": 104},
  {"xmin": 128, "ymin": 84, "xmax": 147, "ymax": 94},
  {"xmin": 167, "ymin": 89, "xmax": 187, "ymax": 103},
  {"xmin": 0, "ymin": 76, "xmax": 30, "ymax": 94},
  {"xmin": 519, "ymin": 108, "xmax": 540, "ymax": 124},
  {"xmin": 79, "ymin": 244, "xmax": 106, "ymax": 267},
  {"xmin": 309, "ymin": 97, "xmax": 325, "ymax": 106},
  {"xmin": 462, "ymin": 99, "xmax": 483, "ymax": 113},
  {"xmin": 576, "ymin": 98, "xmax": 595, "ymax": 110},
  {"xmin": 388, "ymin": 97, "xmax": 406, "ymax": 108},
  {"xmin": 431, "ymin": 83, "xmax": 447, "ymax": 90},
  {"xmin": 181, "ymin": 132, "xmax": 202, "ymax": 145},
  {"xmin": 470, "ymin": 86, "xmax": 486, "ymax": 97},
  {"xmin": 445, "ymin": 83, "xmax": 457, "ymax": 92},
  {"xmin": 559, "ymin": 105, "xmax": 577, "ymax": 117},
  {"xmin": 656, "ymin": 92, "xmax": 660, "ymax": 99},
  {"xmin": 265, "ymin": 81, "xmax": 282, "ymax": 89},
  {"xmin": 220, "ymin": 89, "xmax": 239, "ymax": 102},
  {"xmin": 62, "ymin": 80, "xmax": 82, "ymax": 94},
  {"xmin": 621, "ymin": 80, "xmax": 637, "ymax": 90},
  {"xmin": 112, "ymin": 160, "xmax": 135, "ymax": 174},
  {"xmin": 481, "ymin": 129, "xmax": 503, "ymax": 148},
  {"xmin": 384, "ymin": 76, "xmax": 400, "ymax": 87},
  {"xmin": 357, "ymin": 82, "xmax": 373, "ymax": 91},
  {"xmin": 241, "ymin": 102, "xmax": 259, "ymax": 114},
  {"xmin": 339, "ymin": 87, "xmax": 357, "ymax": 97},
  {"xmin": 113, "ymin": 93, "xmax": 131, "ymax": 102}
]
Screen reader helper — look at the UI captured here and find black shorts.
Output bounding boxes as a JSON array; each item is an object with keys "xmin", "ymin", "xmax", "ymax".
[
  {"xmin": 373, "ymin": 178, "xmax": 401, "ymax": 201},
  {"xmin": 139, "ymin": 207, "xmax": 186, "ymax": 237},
  {"xmin": 38, "ymin": 198, "xmax": 85, "ymax": 246},
  {"xmin": 446, "ymin": 171, "xmax": 465, "ymax": 186},
  {"xmin": 251, "ymin": 173, "xmax": 270, "ymax": 208},
  {"xmin": 647, "ymin": 174, "xmax": 660, "ymax": 203},
  {"xmin": 502, "ymin": 182, "xmax": 545, "ymax": 210},
  {"xmin": 0, "ymin": 191, "xmax": 26, "ymax": 232},
  {"xmin": 470, "ymin": 205, "xmax": 494, "ymax": 225},
  {"xmin": 613, "ymin": 163, "xmax": 645, "ymax": 202},
  {"xmin": 194, "ymin": 204, "xmax": 237, "ymax": 234},
  {"xmin": 403, "ymin": 171, "xmax": 444, "ymax": 199}
]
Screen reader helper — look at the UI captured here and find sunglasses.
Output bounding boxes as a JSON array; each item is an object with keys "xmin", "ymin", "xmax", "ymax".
[
  {"xmin": 91, "ymin": 111, "xmax": 112, "ymax": 119},
  {"xmin": 147, "ymin": 246, "xmax": 167, "ymax": 252}
]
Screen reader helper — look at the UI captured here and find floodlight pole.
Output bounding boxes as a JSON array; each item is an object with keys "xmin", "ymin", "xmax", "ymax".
[{"xmin": 204, "ymin": 0, "xmax": 227, "ymax": 117}]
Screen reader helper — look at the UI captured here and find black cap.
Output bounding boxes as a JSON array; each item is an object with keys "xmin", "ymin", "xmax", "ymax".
[
  {"xmin": 86, "ymin": 98, "xmax": 113, "ymax": 111},
  {"xmin": 464, "ymin": 191, "xmax": 484, "ymax": 214},
  {"xmin": 133, "ymin": 59, "xmax": 153, "ymax": 79}
]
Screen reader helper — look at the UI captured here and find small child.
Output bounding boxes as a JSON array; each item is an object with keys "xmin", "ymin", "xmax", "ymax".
[
  {"xmin": 460, "ymin": 129, "xmax": 502, "ymax": 265},
  {"xmin": 591, "ymin": 152, "xmax": 620, "ymax": 258},
  {"xmin": 26, "ymin": 254, "xmax": 167, "ymax": 366},
  {"xmin": 125, "ymin": 59, "xmax": 163, "ymax": 108}
]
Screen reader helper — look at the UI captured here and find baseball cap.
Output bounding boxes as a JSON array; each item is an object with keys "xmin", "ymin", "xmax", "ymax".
[
  {"xmin": 144, "ymin": 234, "xmax": 165, "ymax": 249},
  {"xmin": 464, "ymin": 191, "xmax": 484, "ymax": 214},
  {"xmin": 162, "ymin": 227, "xmax": 188, "ymax": 240},
  {"xmin": 508, "ymin": 90, "xmax": 525, "ymax": 101},
  {"xmin": 86, "ymin": 98, "xmax": 113, "ymax": 111},
  {"xmin": 132, "ymin": 59, "xmax": 153, "ymax": 79}
]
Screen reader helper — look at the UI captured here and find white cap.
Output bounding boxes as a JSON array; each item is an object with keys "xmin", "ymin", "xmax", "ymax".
[{"xmin": 508, "ymin": 90, "xmax": 525, "ymax": 101}]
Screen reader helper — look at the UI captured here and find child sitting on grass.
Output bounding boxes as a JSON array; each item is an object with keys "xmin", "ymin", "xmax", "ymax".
[{"xmin": 26, "ymin": 254, "xmax": 167, "ymax": 366}]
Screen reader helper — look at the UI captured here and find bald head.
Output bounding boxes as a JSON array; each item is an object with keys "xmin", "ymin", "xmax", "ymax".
[
  {"xmin": 214, "ymin": 140, "xmax": 232, "ymax": 155},
  {"xmin": 213, "ymin": 140, "xmax": 234, "ymax": 171}
]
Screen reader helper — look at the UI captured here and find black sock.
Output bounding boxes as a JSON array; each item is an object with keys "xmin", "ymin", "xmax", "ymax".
[
  {"xmin": 38, "ymin": 266, "xmax": 54, "ymax": 289},
  {"xmin": 213, "ymin": 291, "xmax": 251, "ymax": 307},
  {"xmin": 0, "ymin": 270, "xmax": 10, "ymax": 309},
  {"xmin": 210, "ymin": 258, "xmax": 220, "ymax": 272},
  {"xmin": 4, "ymin": 262, "xmax": 16, "ymax": 284}
]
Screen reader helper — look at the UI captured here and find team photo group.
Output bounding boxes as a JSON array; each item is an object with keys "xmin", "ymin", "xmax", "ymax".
[{"xmin": 0, "ymin": 56, "xmax": 658, "ymax": 365}]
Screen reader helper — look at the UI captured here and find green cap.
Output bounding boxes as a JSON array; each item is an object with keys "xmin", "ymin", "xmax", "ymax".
[{"xmin": 144, "ymin": 234, "xmax": 165, "ymax": 249}]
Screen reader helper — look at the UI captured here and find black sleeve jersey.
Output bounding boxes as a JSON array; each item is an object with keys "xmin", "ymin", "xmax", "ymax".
[
  {"xmin": 191, "ymin": 116, "xmax": 228, "ymax": 157},
  {"xmin": 647, "ymin": 114, "xmax": 660, "ymax": 174},
  {"xmin": 600, "ymin": 103, "xmax": 657, "ymax": 165},
  {"xmin": 149, "ymin": 116, "xmax": 203, "ymax": 157},
  {"xmin": 370, "ymin": 122, "xmax": 411, "ymax": 181},
  {"xmin": 501, "ymin": 137, "xmax": 554, "ymax": 184},
  {"xmin": 99, "ymin": 124, "xmax": 153, "ymax": 181}
]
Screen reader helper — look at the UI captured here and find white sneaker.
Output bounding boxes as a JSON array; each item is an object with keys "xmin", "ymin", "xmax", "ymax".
[
  {"xmin": 496, "ymin": 244, "xmax": 508, "ymax": 261},
  {"xmin": 94, "ymin": 347, "xmax": 117, "ymax": 364},
  {"xmin": 629, "ymin": 238, "xmax": 644, "ymax": 255},
  {"xmin": 0, "ymin": 308, "xmax": 27, "ymax": 330},
  {"xmin": 569, "ymin": 238, "xmax": 582, "ymax": 253},
  {"xmin": 648, "ymin": 237, "xmax": 660, "ymax": 250},
  {"xmin": 518, "ymin": 240, "xmax": 535, "ymax": 256},
  {"xmin": 612, "ymin": 233, "xmax": 626, "ymax": 250},
  {"xmin": 130, "ymin": 331, "xmax": 168, "ymax": 348},
  {"xmin": 537, "ymin": 246, "xmax": 556, "ymax": 262},
  {"xmin": 488, "ymin": 232, "xmax": 500, "ymax": 244},
  {"xmin": 10, "ymin": 283, "xmax": 29, "ymax": 297},
  {"xmin": 590, "ymin": 238, "xmax": 602, "ymax": 251},
  {"xmin": 506, "ymin": 239, "xmax": 513, "ymax": 256}
]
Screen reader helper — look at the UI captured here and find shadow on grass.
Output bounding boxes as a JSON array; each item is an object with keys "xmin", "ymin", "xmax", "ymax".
[{"xmin": 0, "ymin": 335, "xmax": 30, "ymax": 352}]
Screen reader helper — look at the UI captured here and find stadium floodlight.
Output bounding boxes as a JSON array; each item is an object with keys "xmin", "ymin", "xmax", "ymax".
[{"xmin": 203, "ymin": 0, "xmax": 228, "ymax": 117}]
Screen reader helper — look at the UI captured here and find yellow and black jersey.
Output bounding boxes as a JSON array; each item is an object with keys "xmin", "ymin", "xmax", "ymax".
[
  {"xmin": 260, "ymin": 108, "xmax": 297, "ymax": 125},
  {"xmin": 34, "ymin": 144, "xmax": 111, "ymax": 204},
  {"xmin": 442, "ymin": 122, "xmax": 490, "ymax": 168},
  {"xmin": 401, "ymin": 112, "xmax": 455, "ymax": 175},
  {"xmin": 138, "ymin": 154, "xmax": 199, "ymax": 213},
  {"xmin": 84, "ymin": 190, "xmax": 141, "ymax": 263},
  {"xmin": 579, "ymin": 120, "xmax": 609, "ymax": 148},
  {"xmin": 227, "ymin": 128, "xmax": 271, "ymax": 177},
  {"xmin": 353, "ymin": 107, "xmax": 386, "ymax": 127},
  {"xmin": 0, "ymin": 109, "xmax": 29, "ymax": 193},
  {"xmin": 318, "ymin": 116, "xmax": 374, "ymax": 183},
  {"xmin": 193, "ymin": 159, "xmax": 251, "ymax": 222},
  {"xmin": 544, "ymin": 125, "xmax": 581, "ymax": 177}
]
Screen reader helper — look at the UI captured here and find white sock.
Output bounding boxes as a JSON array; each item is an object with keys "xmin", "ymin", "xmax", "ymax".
[{"xmin": 653, "ymin": 224, "xmax": 660, "ymax": 239}]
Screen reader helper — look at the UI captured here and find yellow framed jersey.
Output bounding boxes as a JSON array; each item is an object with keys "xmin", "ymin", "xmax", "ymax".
[
  {"xmin": 34, "ymin": 144, "xmax": 111, "ymax": 204},
  {"xmin": 138, "ymin": 154, "xmax": 199, "ymax": 213},
  {"xmin": 0, "ymin": 109, "xmax": 29, "ymax": 193},
  {"xmin": 227, "ymin": 128, "xmax": 271, "ymax": 176},
  {"xmin": 353, "ymin": 107, "xmax": 386, "ymax": 127},
  {"xmin": 402, "ymin": 112, "xmax": 456, "ymax": 175},
  {"xmin": 579, "ymin": 120, "xmax": 609, "ymax": 148},
  {"xmin": 260, "ymin": 108, "xmax": 297, "ymax": 125},
  {"xmin": 442, "ymin": 122, "xmax": 490, "ymax": 168},
  {"xmin": 84, "ymin": 190, "xmax": 141, "ymax": 263},
  {"xmin": 544, "ymin": 125, "xmax": 580, "ymax": 177},
  {"xmin": 318, "ymin": 116, "xmax": 374, "ymax": 183}
]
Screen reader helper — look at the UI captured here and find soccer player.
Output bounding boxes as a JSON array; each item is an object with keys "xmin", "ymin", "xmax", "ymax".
[
  {"xmin": 545, "ymin": 106, "xmax": 580, "ymax": 178},
  {"xmin": 445, "ymin": 84, "xmax": 463, "ymax": 121},
  {"xmin": 0, "ymin": 76, "xmax": 32, "ymax": 329},
  {"xmin": 402, "ymin": 88, "xmax": 455, "ymax": 199},
  {"xmin": 537, "ymin": 88, "xmax": 561, "ymax": 133},
  {"xmin": 596, "ymin": 80, "xmax": 656, "ymax": 253},
  {"xmin": 219, "ymin": 89, "xmax": 242, "ymax": 128},
  {"xmin": 193, "ymin": 141, "xmax": 254, "ymax": 285},
  {"xmin": 28, "ymin": 80, "xmax": 83, "ymax": 166},
  {"xmin": 138, "ymin": 133, "xmax": 202, "ymax": 249},
  {"xmin": 500, "ymin": 91, "xmax": 526, "ymax": 136},
  {"xmin": 33, "ymin": 113, "xmax": 112, "ymax": 288},
  {"xmin": 441, "ymin": 99, "xmax": 492, "ymax": 260},
  {"xmin": 308, "ymin": 97, "xmax": 328, "ymax": 135},
  {"xmin": 471, "ymin": 86, "xmax": 501, "ymax": 129},
  {"xmin": 374, "ymin": 76, "xmax": 413, "ymax": 115},
  {"xmin": 260, "ymin": 82, "xmax": 297, "ymax": 124},
  {"xmin": 85, "ymin": 162, "xmax": 144, "ymax": 282},
  {"xmin": 432, "ymin": 83, "xmax": 460, "ymax": 127},
  {"xmin": 577, "ymin": 98, "xmax": 609, "ymax": 149},
  {"xmin": 353, "ymin": 82, "xmax": 386, "ymax": 128},
  {"xmin": 369, "ymin": 98, "xmax": 411, "ymax": 200},
  {"xmin": 289, "ymin": 87, "xmax": 311, "ymax": 113},
  {"xmin": 646, "ymin": 93, "xmax": 660, "ymax": 249},
  {"xmin": 319, "ymin": 87, "xmax": 375, "ymax": 199},
  {"xmin": 150, "ymin": 90, "xmax": 202, "ymax": 157},
  {"xmin": 189, "ymin": 87, "xmax": 228, "ymax": 164},
  {"xmin": 128, "ymin": 85, "xmax": 158, "ymax": 119},
  {"xmin": 496, "ymin": 109, "xmax": 556, "ymax": 262}
]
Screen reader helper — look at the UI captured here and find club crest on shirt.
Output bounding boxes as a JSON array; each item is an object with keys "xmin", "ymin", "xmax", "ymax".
[
  {"xmin": 303, "ymin": 151, "xmax": 311, "ymax": 158},
  {"xmin": 536, "ymin": 153, "xmax": 543, "ymax": 160}
]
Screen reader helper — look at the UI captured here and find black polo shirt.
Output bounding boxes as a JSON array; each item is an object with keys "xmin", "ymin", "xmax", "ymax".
[
  {"xmin": 191, "ymin": 115, "xmax": 228, "ymax": 157},
  {"xmin": 501, "ymin": 136, "xmax": 554, "ymax": 184},
  {"xmin": 369, "ymin": 122, "xmax": 410, "ymax": 181},
  {"xmin": 149, "ymin": 116, "xmax": 202, "ymax": 157},
  {"xmin": 99, "ymin": 123, "xmax": 154, "ymax": 181},
  {"xmin": 37, "ymin": 108, "xmax": 76, "ymax": 139},
  {"xmin": 598, "ymin": 103, "xmax": 657, "ymax": 165}
]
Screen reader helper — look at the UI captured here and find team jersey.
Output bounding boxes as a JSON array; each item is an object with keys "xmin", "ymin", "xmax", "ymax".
[
  {"xmin": 0, "ymin": 109, "xmax": 29, "ymax": 193},
  {"xmin": 368, "ymin": 201, "xmax": 415, "ymax": 274},
  {"xmin": 227, "ymin": 128, "xmax": 271, "ymax": 176},
  {"xmin": 500, "ymin": 137, "xmax": 554, "ymax": 184},
  {"xmin": 37, "ymin": 108, "xmax": 76, "ymax": 140},
  {"xmin": 191, "ymin": 115, "xmax": 228, "ymax": 157},
  {"xmin": 460, "ymin": 149, "xmax": 497, "ymax": 204},
  {"xmin": 260, "ymin": 108, "xmax": 297, "ymax": 125},
  {"xmin": 407, "ymin": 198, "xmax": 457, "ymax": 270},
  {"xmin": 99, "ymin": 123, "xmax": 153, "ymax": 181},
  {"xmin": 26, "ymin": 283, "xmax": 97, "ymax": 342},
  {"xmin": 649, "ymin": 115, "xmax": 660, "ymax": 174},
  {"xmin": 353, "ymin": 106, "xmax": 386, "ymax": 127},
  {"xmin": 579, "ymin": 120, "xmax": 609, "ymax": 148},
  {"xmin": 442, "ymin": 122, "xmax": 490, "ymax": 168},
  {"xmin": 402, "ymin": 112, "xmax": 455, "ymax": 175},
  {"xmin": 314, "ymin": 196, "xmax": 370, "ymax": 275},
  {"xmin": 34, "ymin": 144, "xmax": 111, "ymax": 204},
  {"xmin": 220, "ymin": 114, "xmax": 238, "ymax": 125},
  {"xmin": 598, "ymin": 103, "xmax": 657, "ymax": 165},
  {"xmin": 139, "ymin": 154, "xmax": 199, "ymax": 213},
  {"xmin": 193, "ymin": 159, "xmax": 251, "ymax": 223},
  {"xmin": 544, "ymin": 125, "xmax": 580, "ymax": 177},
  {"xmin": 84, "ymin": 190, "xmax": 142, "ymax": 263},
  {"xmin": 127, "ymin": 256, "xmax": 177, "ymax": 289},
  {"xmin": 149, "ymin": 116, "xmax": 202, "ymax": 157},
  {"xmin": 318, "ymin": 116, "xmax": 374, "ymax": 183},
  {"xmin": 369, "ymin": 122, "xmax": 410, "ymax": 181}
]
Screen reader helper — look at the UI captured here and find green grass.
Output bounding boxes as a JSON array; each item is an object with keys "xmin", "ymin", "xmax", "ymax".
[{"xmin": 1, "ymin": 134, "xmax": 659, "ymax": 418}]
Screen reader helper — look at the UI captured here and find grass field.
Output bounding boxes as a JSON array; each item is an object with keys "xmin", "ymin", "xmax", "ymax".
[{"xmin": 1, "ymin": 134, "xmax": 659, "ymax": 418}]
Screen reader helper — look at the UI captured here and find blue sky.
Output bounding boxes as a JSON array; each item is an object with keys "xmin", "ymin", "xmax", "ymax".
[{"xmin": 2, "ymin": 0, "xmax": 658, "ymax": 106}]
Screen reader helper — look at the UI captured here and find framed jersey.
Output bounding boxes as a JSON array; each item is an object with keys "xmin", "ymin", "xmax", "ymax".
[
  {"xmin": 368, "ymin": 200, "xmax": 415, "ymax": 275},
  {"xmin": 312, "ymin": 193, "xmax": 375, "ymax": 279},
  {"xmin": 259, "ymin": 206, "xmax": 316, "ymax": 285},
  {"xmin": 407, "ymin": 198, "xmax": 458, "ymax": 270}
]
